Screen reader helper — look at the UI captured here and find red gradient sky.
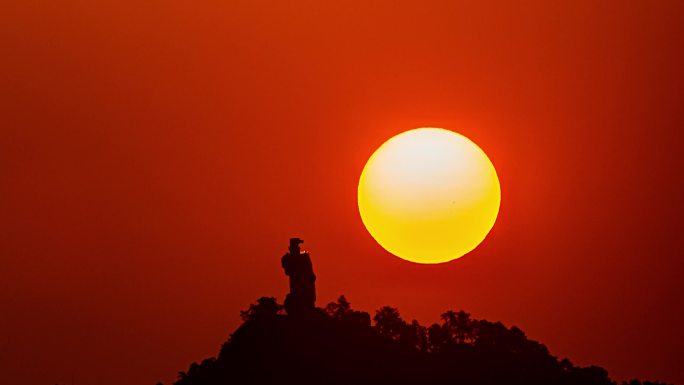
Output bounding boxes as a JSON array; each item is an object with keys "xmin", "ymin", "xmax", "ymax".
[{"xmin": 2, "ymin": 1, "xmax": 683, "ymax": 385}]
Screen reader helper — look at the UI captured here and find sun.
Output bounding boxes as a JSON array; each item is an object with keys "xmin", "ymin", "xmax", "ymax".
[{"xmin": 358, "ymin": 128, "xmax": 501, "ymax": 264}]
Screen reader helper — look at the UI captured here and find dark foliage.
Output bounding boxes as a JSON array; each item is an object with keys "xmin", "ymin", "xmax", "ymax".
[
  {"xmin": 169, "ymin": 296, "xmax": 672, "ymax": 385},
  {"xmin": 239, "ymin": 297, "xmax": 283, "ymax": 322}
]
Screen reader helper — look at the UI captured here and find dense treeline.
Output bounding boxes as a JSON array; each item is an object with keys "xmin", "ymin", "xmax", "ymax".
[{"xmin": 167, "ymin": 296, "xmax": 671, "ymax": 385}]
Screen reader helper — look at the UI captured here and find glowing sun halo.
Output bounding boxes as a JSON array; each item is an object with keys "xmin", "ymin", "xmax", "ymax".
[{"xmin": 358, "ymin": 128, "xmax": 501, "ymax": 264}]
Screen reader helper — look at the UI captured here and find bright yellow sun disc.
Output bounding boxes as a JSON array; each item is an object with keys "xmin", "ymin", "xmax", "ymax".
[{"xmin": 358, "ymin": 128, "xmax": 501, "ymax": 264}]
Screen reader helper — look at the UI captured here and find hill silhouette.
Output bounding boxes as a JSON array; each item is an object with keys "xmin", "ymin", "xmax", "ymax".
[
  {"xmin": 168, "ymin": 295, "xmax": 671, "ymax": 385},
  {"xmin": 164, "ymin": 240, "xmax": 671, "ymax": 385}
]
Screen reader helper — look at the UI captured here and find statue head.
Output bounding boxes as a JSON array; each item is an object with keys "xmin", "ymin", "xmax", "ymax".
[{"xmin": 289, "ymin": 238, "xmax": 304, "ymax": 254}]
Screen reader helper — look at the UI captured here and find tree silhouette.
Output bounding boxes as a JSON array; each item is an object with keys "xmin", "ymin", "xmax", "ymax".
[
  {"xmin": 405, "ymin": 319, "xmax": 429, "ymax": 352},
  {"xmin": 324, "ymin": 295, "xmax": 352, "ymax": 320},
  {"xmin": 373, "ymin": 306, "xmax": 406, "ymax": 341},
  {"xmin": 441, "ymin": 310, "xmax": 475, "ymax": 345},
  {"xmin": 324, "ymin": 295, "xmax": 371, "ymax": 327},
  {"xmin": 239, "ymin": 296, "xmax": 283, "ymax": 321}
]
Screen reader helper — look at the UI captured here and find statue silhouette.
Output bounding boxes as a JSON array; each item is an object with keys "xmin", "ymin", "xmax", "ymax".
[{"xmin": 281, "ymin": 238, "xmax": 316, "ymax": 315}]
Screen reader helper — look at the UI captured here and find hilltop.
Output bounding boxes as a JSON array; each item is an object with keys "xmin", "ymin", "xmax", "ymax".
[{"xmin": 166, "ymin": 296, "xmax": 670, "ymax": 385}]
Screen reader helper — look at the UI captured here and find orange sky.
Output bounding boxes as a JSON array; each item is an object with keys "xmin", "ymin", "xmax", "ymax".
[{"xmin": 2, "ymin": 1, "xmax": 683, "ymax": 384}]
